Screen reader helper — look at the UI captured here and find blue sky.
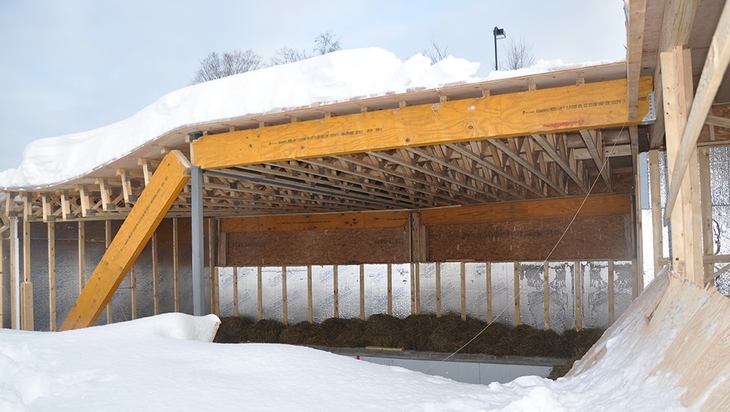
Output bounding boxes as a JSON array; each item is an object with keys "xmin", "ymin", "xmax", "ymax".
[{"xmin": 0, "ymin": 0, "xmax": 626, "ymax": 171}]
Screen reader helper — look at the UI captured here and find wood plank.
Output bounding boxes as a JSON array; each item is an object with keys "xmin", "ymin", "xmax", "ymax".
[
  {"xmin": 649, "ymin": 150, "xmax": 665, "ymax": 274},
  {"xmin": 152, "ymin": 233, "xmax": 159, "ymax": 315},
  {"xmin": 435, "ymin": 263, "xmax": 442, "ymax": 318},
  {"xmin": 532, "ymin": 134, "xmax": 587, "ymax": 193},
  {"xmin": 172, "ymin": 218, "xmax": 180, "ymax": 312},
  {"xmin": 105, "ymin": 221, "xmax": 112, "ymax": 324},
  {"xmin": 20, "ymin": 282, "xmax": 33, "ymax": 331},
  {"xmin": 542, "ymin": 260, "xmax": 550, "ymax": 330},
  {"xmin": 60, "ymin": 151, "xmax": 191, "ymax": 330},
  {"xmin": 233, "ymin": 267, "xmax": 239, "ymax": 317},
  {"xmin": 333, "ymin": 265, "xmax": 339, "ymax": 318},
  {"xmin": 665, "ymin": 3, "xmax": 730, "ymax": 219},
  {"xmin": 575, "ymin": 261, "xmax": 582, "ymax": 331},
  {"xmin": 131, "ymin": 265, "xmax": 137, "ymax": 320},
  {"xmin": 0, "ymin": 231, "xmax": 4, "ymax": 328},
  {"xmin": 608, "ymin": 260, "xmax": 615, "ymax": 325},
  {"xmin": 486, "ymin": 263, "xmax": 492, "ymax": 324},
  {"xmin": 514, "ymin": 262, "xmax": 520, "ymax": 326},
  {"xmin": 78, "ymin": 221, "xmax": 85, "ymax": 293},
  {"xmin": 307, "ymin": 265, "xmax": 313, "ymax": 324},
  {"xmin": 282, "ymin": 266, "xmax": 288, "ymax": 327},
  {"xmin": 9, "ymin": 218, "xmax": 16, "ymax": 329},
  {"xmin": 257, "ymin": 266, "xmax": 263, "ymax": 321},
  {"xmin": 22, "ymin": 214, "xmax": 31, "ymax": 285},
  {"xmin": 699, "ymin": 147, "xmax": 714, "ymax": 281},
  {"xmin": 579, "ymin": 129, "xmax": 612, "ymax": 190},
  {"xmin": 221, "ymin": 210, "xmax": 409, "ymax": 233},
  {"xmin": 208, "ymin": 219, "xmax": 219, "ymax": 316},
  {"xmin": 420, "ymin": 193, "xmax": 631, "ymax": 226},
  {"xmin": 193, "ymin": 77, "xmax": 654, "ymax": 169},
  {"xmin": 460, "ymin": 262, "xmax": 466, "ymax": 321},
  {"xmin": 629, "ymin": 126, "xmax": 643, "ymax": 298},
  {"xmin": 360, "ymin": 264, "xmax": 365, "ymax": 321},
  {"xmin": 387, "ymin": 264, "xmax": 393, "ymax": 316}
]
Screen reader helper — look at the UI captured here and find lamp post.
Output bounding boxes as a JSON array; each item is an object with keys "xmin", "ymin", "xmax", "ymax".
[{"xmin": 493, "ymin": 26, "xmax": 506, "ymax": 70}]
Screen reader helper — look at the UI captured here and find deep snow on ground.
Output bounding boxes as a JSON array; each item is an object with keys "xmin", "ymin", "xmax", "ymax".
[
  {"xmin": 0, "ymin": 312, "xmax": 688, "ymax": 412},
  {"xmin": 0, "ymin": 47, "xmax": 617, "ymax": 191}
]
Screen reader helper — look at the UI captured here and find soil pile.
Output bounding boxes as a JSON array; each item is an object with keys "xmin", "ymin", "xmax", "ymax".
[{"xmin": 214, "ymin": 314, "xmax": 604, "ymax": 379}]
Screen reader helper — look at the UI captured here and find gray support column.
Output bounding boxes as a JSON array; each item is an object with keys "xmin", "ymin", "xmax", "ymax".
[{"xmin": 191, "ymin": 167, "xmax": 206, "ymax": 316}]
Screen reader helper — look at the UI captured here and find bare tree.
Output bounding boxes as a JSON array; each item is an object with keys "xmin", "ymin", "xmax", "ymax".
[
  {"xmin": 504, "ymin": 37, "xmax": 536, "ymax": 70},
  {"xmin": 422, "ymin": 39, "xmax": 448, "ymax": 64},
  {"xmin": 313, "ymin": 31, "xmax": 341, "ymax": 55},
  {"xmin": 270, "ymin": 47, "xmax": 310, "ymax": 66},
  {"xmin": 190, "ymin": 49, "xmax": 263, "ymax": 85}
]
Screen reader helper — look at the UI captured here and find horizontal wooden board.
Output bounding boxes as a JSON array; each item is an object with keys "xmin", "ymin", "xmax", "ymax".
[
  {"xmin": 420, "ymin": 194, "xmax": 631, "ymax": 226},
  {"xmin": 227, "ymin": 227, "xmax": 409, "ymax": 266},
  {"xmin": 427, "ymin": 215, "xmax": 632, "ymax": 261},
  {"xmin": 221, "ymin": 210, "xmax": 409, "ymax": 233},
  {"xmin": 193, "ymin": 77, "xmax": 653, "ymax": 169}
]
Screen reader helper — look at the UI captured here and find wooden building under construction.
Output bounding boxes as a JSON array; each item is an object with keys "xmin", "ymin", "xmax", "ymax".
[{"xmin": 1, "ymin": 0, "xmax": 729, "ymax": 355}]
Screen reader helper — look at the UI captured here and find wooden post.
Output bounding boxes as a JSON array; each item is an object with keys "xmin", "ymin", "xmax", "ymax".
[
  {"xmin": 9, "ymin": 218, "xmax": 16, "ymax": 330},
  {"xmin": 460, "ymin": 262, "xmax": 466, "ymax": 321},
  {"xmin": 172, "ymin": 218, "xmax": 180, "ymax": 312},
  {"xmin": 105, "ymin": 221, "xmax": 113, "ymax": 323},
  {"xmin": 410, "ymin": 263, "xmax": 416, "ymax": 314},
  {"xmin": 387, "ymin": 264, "xmax": 393, "ymax": 316},
  {"xmin": 631, "ymin": 126, "xmax": 644, "ymax": 299},
  {"xmin": 435, "ymin": 262, "xmax": 441, "ymax": 318},
  {"xmin": 208, "ymin": 219, "xmax": 219, "ymax": 316},
  {"xmin": 232, "ymin": 267, "xmax": 239, "ymax": 317},
  {"xmin": 20, "ymin": 282, "xmax": 33, "ymax": 331},
  {"xmin": 699, "ymin": 147, "xmax": 714, "ymax": 280},
  {"xmin": 662, "ymin": 46, "xmax": 704, "ymax": 283},
  {"xmin": 649, "ymin": 150, "xmax": 664, "ymax": 275},
  {"xmin": 542, "ymin": 260, "xmax": 550, "ymax": 330},
  {"xmin": 48, "ymin": 223, "xmax": 56, "ymax": 331},
  {"xmin": 415, "ymin": 263, "xmax": 421, "ymax": 315},
  {"xmin": 0, "ymin": 229, "xmax": 4, "ymax": 328},
  {"xmin": 575, "ymin": 261, "xmax": 582, "ymax": 331},
  {"xmin": 608, "ymin": 260, "xmax": 615, "ymax": 326},
  {"xmin": 514, "ymin": 262, "xmax": 520, "ymax": 326},
  {"xmin": 281, "ymin": 266, "xmax": 288, "ymax": 326},
  {"xmin": 152, "ymin": 233, "xmax": 159, "ymax": 315},
  {"xmin": 359, "ymin": 264, "xmax": 365, "ymax": 321},
  {"xmin": 486, "ymin": 263, "xmax": 492, "ymax": 324},
  {"xmin": 78, "ymin": 221, "xmax": 85, "ymax": 293},
  {"xmin": 307, "ymin": 265, "xmax": 313, "ymax": 324},
  {"xmin": 130, "ymin": 265, "xmax": 137, "ymax": 320},
  {"xmin": 21, "ymin": 215, "xmax": 33, "ymax": 331},
  {"xmin": 333, "ymin": 265, "xmax": 339, "ymax": 318},
  {"xmin": 257, "ymin": 266, "xmax": 262, "ymax": 321}
]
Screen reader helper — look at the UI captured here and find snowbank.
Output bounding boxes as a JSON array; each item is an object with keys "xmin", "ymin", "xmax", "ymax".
[{"xmin": 0, "ymin": 305, "xmax": 689, "ymax": 411}]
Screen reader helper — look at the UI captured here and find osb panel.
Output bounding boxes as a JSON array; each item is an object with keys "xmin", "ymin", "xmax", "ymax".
[
  {"xmin": 227, "ymin": 227, "xmax": 408, "ymax": 266},
  {"xmin": 427, "ymin": 215, "xmax": 631, "ymax": 261}
]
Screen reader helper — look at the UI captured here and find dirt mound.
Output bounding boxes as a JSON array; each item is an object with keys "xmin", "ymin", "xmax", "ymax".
[{"xmin": 214, "ymin": 315, "xmax": 603, "ymax": 379}]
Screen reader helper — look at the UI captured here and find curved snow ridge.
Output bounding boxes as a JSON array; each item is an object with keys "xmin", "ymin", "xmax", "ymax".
[{"xmin": 0, "ymin": 47, "xmax": 480, "ymax": 190}]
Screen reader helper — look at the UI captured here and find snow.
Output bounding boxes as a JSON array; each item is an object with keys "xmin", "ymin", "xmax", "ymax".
[
  {"xmin": 0, "ymin": 312, "xmax": 688, "ymax": 411},
  {"xmin": 0, "ymin": 48, "xmax": 619, "ymax": 191}
]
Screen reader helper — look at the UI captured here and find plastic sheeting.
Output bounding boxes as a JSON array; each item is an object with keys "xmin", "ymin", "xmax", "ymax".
[
  {"xmin": 490, "ymin": 263, "xmax": 516, "ymax": 326},
  {"xmin": 581, "ymin": 262, "xmax": 609, "ymax": 329},
  {"xmin": 337, "ymin": 265, "xmax": 360, "ymax": 319},
  {"xmin": 548, "ymin": 262, "xmax": 575, "ymax": 333}
]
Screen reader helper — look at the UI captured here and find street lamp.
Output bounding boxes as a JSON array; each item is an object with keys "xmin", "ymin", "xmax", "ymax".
[{"xmin": 493, "ymin": 26, "xmax": 506, "ymax": 71}]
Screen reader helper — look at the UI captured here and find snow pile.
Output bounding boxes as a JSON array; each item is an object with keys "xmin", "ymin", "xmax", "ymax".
[
  {"xmin": 0, "ymin": 48, "xmax": 479, "ymax": 190},
  {"xmin": 0, "ymin": 309, "xmax": 688, "ymax": 411}
]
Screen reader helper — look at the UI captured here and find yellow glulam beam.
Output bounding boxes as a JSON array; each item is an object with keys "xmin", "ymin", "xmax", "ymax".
[
  {"xmin": 60, "ymin": 150, "xmax": 191, "ymax": 330},
  {"xmin": 193, "ymin": 76, "xmax": 653, "ymax": 169}
]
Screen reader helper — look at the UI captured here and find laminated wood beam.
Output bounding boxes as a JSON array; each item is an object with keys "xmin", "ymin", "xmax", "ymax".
[
  {"xmin": 60, "ymin": 150, "xmax": 191, "ymax": 330},
  {"xmin": 193, "ymin": 77, "xmax": 653, "ymax": 169},
  {"xmin": 420, "ymin": 193, "xmax": 631, "ymax": 226},
  {"xmin": 221, "ymin": 210, "xmax": 409, "ymax": 233}
]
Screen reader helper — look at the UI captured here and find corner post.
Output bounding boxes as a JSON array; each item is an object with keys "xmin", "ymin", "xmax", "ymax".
[{"xmin": 188, "ymin": 131, "xmax": 206, "ymax": 315}]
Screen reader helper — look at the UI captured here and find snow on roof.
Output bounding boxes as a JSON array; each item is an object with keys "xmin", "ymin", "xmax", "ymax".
[{"xmin": 0, "ymin": 47, "xmax": 621, "ymax": 191}]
